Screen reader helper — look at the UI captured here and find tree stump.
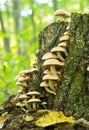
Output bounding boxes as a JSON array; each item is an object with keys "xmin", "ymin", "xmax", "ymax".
[{"xmin": 1, "ymin": 13, "xmax": 89, "ymax": 130}]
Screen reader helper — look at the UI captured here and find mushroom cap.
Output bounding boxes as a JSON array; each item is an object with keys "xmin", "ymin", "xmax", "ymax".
[
  {"xmin": 15, "ymin": 75, "xmax": 21, "ymax": 81},
  {"xmin": 54, "ymin": 9, "xmax": 71, "ymax": 18},
  {"xmin": 16, "ymin": 81, "xmax": 27, "ymax": 87},
  {"xmin": 18, "ymin": 94, "xmax": 29, "ymax": 99},
  {"xmin": 43, "ymin": 74, "xmax": 59, "ymax": 80},
  {"xmin": 64, "ymin": 31, "xmax": 69, "ymax": 36},
  {"xmin": 51, "ymin": 46, "xmax": 67, "ymax": 53},
  {"xmin": 27, "ymin": 99, "xmax": 41, "ymax": 103},
  {"xmin": 16, "ymin": 101, "xmax": 26, "ymax": 107},
  {"xmin": 40, "ymin": 81, "xmax": 49, "ymax": 87},
  {"xmin": 18, "ymin": 75, "xmax": 29, "ymax": 82},
  {"xmin": 43, "ymin": 69, "xmax": 52, "ymax": 74},
  {"xmin": 42, "ymin": 52, "xmax": 57, "ymax": 60},
  {"xmin": 58, "ymin": 42, "xmax": 67, "ymax": 47},
  {"xmin": 59, "ymin": 35, "xmax": 69, "ymax": 42},
  {"xmin": 19, "ymin": 68, "xmax": 38, "ymax": 75},
  {"xmin": 43, "ymin": 59, "xmax": 64, "ymax": 66},
  {"xmin": 26, "ymin": 91, "xmax": 41, "ymax": 96}
]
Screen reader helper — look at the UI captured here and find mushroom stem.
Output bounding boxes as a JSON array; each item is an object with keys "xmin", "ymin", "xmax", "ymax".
[
  {"xmin": 32, "ymin": 102, "xmax": 36, "ymax": 110},
  {"xmin": 50, "ymin": 65, "xmax": 57, "ymax": 76},
  {"xmin": 32, "ymin": 95, "xmax": 35, "ymax": 99},
  {"xmin": 45, "ymin": 87, "xmax": 56, "ymax": 95},
  {"xmin": 57, "ymin": 52, "xmax": 65, "ymax": 61},
  {"xmin": 48, "ymin": 80, "xmax": 56, "ymax": 92}
]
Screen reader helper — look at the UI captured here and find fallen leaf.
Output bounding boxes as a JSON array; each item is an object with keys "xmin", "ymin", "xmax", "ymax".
[
  {"xmin": 0, "ymin": 112, "xmax": 9, "ymax": 129},
  {"xmin": 35, "ymin": 111, "xmax": 74, "ymax": 127}
]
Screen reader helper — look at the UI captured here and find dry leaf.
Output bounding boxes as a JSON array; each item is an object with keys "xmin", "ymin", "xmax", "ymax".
[
  {"xmin": 0, "ymin": 112, "xmax": 9, "ymax": 129},
  {"xmin": 35, "ymin": 111, "xmax": 74, "ymax": 127}
]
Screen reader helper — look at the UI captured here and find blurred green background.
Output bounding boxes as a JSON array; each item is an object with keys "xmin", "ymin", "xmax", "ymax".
[{"xmin": 0, "ymin": 0, "xmax": 89, "ymax": 103}]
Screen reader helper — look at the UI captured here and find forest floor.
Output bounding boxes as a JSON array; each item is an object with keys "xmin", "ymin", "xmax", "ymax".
[{"xmin": 0, "ymin": 96, "xmax": 89, "ymax": 130}]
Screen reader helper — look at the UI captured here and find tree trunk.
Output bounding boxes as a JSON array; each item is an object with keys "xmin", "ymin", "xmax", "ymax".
[
  {"xmin": 12, "ymin": 0, "xmax": 26, "ymax": 55},
  {"xmin": 0, "ymin": 10, "xmax": 11, "ymax": 53},
  {"xmin": 36, "ymin": 13, "xmax": 89, "ymax": 129}
]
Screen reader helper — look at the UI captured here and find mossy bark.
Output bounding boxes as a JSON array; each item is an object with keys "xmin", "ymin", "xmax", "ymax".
[{"xmin": 36, "ymin": 13, "xmax": 89, "ymax": 127}]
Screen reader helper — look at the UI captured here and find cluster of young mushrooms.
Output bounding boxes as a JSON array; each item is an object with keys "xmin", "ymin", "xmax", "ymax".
[
  {"xmin": 40, "ymin": 9, "xmax": 70, "ymax": 95},
  {"xmin": 14, "ymin": 9, "xmax": 71, "ymax": 112}
]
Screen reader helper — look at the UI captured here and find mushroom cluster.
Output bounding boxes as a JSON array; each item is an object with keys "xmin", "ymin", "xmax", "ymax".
[
  {"xmin": 54, "ymin": 9, "xmax": 71, "ymax": 22},
  {"xmin": 40, "ymin": 23, "xmax": 70, "ymax": 95},
  {"xmin": 15, "ymin": 68, "xmax": 38, "ymax": 97},
  {"xmin": 16, "ymin": 91, "xmax": 41, "ymax": 112},
  {"xmin": 14, "ymin": 58, "xmax": 42, "ymax": 111}
]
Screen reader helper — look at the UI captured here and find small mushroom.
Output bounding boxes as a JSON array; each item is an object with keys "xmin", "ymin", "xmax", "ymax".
[
  {"xmin": 40, "ymin": 81, "xmax": 56, "ymax": 95},
  {"xmin": 16, "ymin": 81, "xmax": 27, "ymax": 87},
  {"xmin": 59, "ymin": 35, "xmax": 69, "ymax": 42},
  {"xmin": 42, "ymin": 74, "xmax": 59, "ymax": 92},
  {"xmin": 51, "ymin": 46, "xmax": 68, "ymax": 61},
  {"xmin": 27, "ymin": 99, "xmax": 41, "ymax": 111},
  {"xmin": 43, "ymin": 59, "xmax": 64, "ymax": 76},
  {"xmin": 18, "ymin": 75, "xmax": 29, "ymax": 82},
  {"xmin": 58, "ymin": 42, "xmax": 67, "ymax": 47},
  {"xmin": 54, "ymin": 9, "xmax": 71, "ymax": 21},
  {"xmin": 42, "ymin": 52, "xmax": 57, "ymax": 60},
  {"xmin": 26, "ymin": 91, "xmax": 41, "ymax": 99}
]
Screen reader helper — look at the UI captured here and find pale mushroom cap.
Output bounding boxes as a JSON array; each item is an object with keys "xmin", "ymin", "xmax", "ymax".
[
  {"xmin": 59, "ymin": 35, "xmax": 69, "ymax": 42},
  {"xmin": 42, "ymin": 52, "xmax": 57, "ymax": 60},
  {"xmin": 16, "ymin": 81, "xmax": 27, "ymax": 87},
  {"xmin": 54, "ymin": 9, "xmax": 71, "ymax": 18},
  {"xmin": 43, "ymin": 74, "xmax": 59, "ymax": 80},
  {"xmin": 27, "ymin": 99, "xmax": 41, "ymax": 103},
  {"xmin": 58, "ymin": 42, "xmax": 67, "ymax": 47},
  {"xmin": 19, "ymin": 68, "xmax": 38, "ymax": 75},
  {"xmin": 26, "ymin": 91, "xmax": 41, "ymax": 96},
  {"xmin": 19, "ymin": 94, "xmax": 29, "ymax": 99},
  {"xmin": 43, "ymin": 59, "xmax": 64, "ymax": 66},
  {"xmin": 43, "ymin": 69, "xmax": 51, "ymax": 74},
  {"xmin": 15, "ymin": 75, "xmax": 21, "ymax": 81},
  {"xmin": 51, "ymin": 46, "xmax": 67, "ymax": 53},
  {"xmin": 16, "ymin": 81, "xmax": 22, "ymax": 86},
  {"xmin": 16, "ymin": 102, "xmax": 26, "ymax": 107},
  {"xmin": 40, "ymin": 81, "xmax": 49, "ymax": 87},
  {"xmin": 18, "ymin": 75, "xmax": 29, "ymax": 82},
  {"xmin": 64, "ymin": 31, "xmax": 69, "ymax": 36}
]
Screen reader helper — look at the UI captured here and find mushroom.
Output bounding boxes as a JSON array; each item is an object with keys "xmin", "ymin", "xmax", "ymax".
[
  {"xmin": 59, "ymin": 35, "xmax": 69, "ymax": 42},
  {"xmin": 18, "ymin": 75, "xmax": 29, "ymax": 82},
  {"xmin": 42, "ymin": 52, "xmax": 57, "ymax": 60},
  {"xmin": 40, "ymin": 81, "xmax": 56, "ymax": 95},
  {"xmin": 58, "ymin": 42, "xmax": 67, "ymax": 47},
  {"xmin": 16, "ymin": 81, "xmax": 27, "ymax": 87},
  {"xmin": 51, "ymin": 47, "xmax": 67, "ymax": 61},
  {"xmin": 26, "ymin": 91, "xmax": 41, "ymax": 99},
  {"xmin": 27, "ymin": 99, "xmax": 41, "ymax": 111},
  {"xmin": 42, "ymin": 74, "xmax": 59, "ymax": 92},
  {"xmin": 54, "ymin": 9, "xmax": 71, "ymax": 21},
  {"xmin": 43, "ymin": 59, "xmax": 64, "ymax": 76}
]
